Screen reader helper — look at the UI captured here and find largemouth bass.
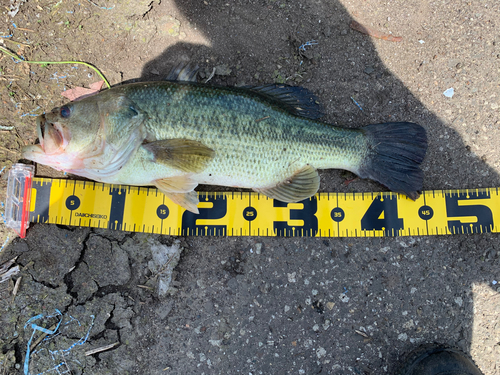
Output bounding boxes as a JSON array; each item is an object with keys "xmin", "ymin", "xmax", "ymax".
[{"xmin": 22, "ymin": 79, "xmax": 427, "ymax": 213}]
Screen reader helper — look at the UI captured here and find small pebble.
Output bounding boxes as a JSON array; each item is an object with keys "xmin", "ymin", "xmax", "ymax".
[{"xmin": 255, "ymin": 243, "xmax": 262, "ymax": 254}]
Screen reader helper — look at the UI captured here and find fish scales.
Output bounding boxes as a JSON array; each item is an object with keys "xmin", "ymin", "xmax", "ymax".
[{"xmin": 114, "ymin": 82, "xmax": 366, "ymax": 188}]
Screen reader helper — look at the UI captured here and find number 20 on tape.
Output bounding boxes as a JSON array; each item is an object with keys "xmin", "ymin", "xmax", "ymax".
[{"xmin": 28, "ymin": 178, "xmax": 500, "ymax": 237}]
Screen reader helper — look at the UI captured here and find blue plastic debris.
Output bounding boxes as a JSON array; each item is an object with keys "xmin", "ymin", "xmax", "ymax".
[
  {"xmin": 298, "ymin": 40, "xmax": 318, "ymax": 52},
  {"xmin": 24, "ymin": 310, "xmax": 63, "ymax": 375},
  {"xmin": 0, "ymin": 236, "xmax": 10, "ymax": 252},
  {"xmin": 350, "ymin": 97, "xmax": 363, "ymax": 111},
  {"xmin": 21, "ymin": 107, "xmax": 41, "ymax": 118},
  {"xmin": 23, "ymin": 310, "xmax": 95, "ymax": 375},
  {"xmin": 12, "ymin": 56, "xmax": 25, "ymax": 63},
  {"xmin": 443, "ymin": 88, "xmax": 454, "ymax": 98}
]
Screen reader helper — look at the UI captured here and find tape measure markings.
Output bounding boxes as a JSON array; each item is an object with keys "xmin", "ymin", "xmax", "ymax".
[{"xmin": 27, "ymin": 177, "xmax": 500, "ymax": 237}]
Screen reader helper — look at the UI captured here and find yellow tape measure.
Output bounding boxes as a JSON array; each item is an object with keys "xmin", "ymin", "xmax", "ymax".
[{"xmin": 26, "ymin": 177, "xmax": 500, "ymax": 237}]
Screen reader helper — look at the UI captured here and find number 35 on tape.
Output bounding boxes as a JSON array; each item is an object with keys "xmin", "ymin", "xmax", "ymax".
[{"xmin": 28, "ymin": 178, "xmax": 500, "ymax": 237}]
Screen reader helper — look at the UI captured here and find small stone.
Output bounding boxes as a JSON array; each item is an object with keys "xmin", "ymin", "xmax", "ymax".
[
  {"xmin": 215, "ymin": 64, "xmax": 232, "ymax": 76},
  {"xmin": 209, "ymin": 339, "xmax": 222, "ymax": 347},
  {"xmin": 326, "ymin": 302, "xmax": 335, "ymax": 310},
  {"xmin": 364, "ymin": 66, "xmax": 375, "ymax": 75},
  {"xmin": 255, "ymin": 243, "xmax": 262, "ymax": 254},
  {"xmin": 316, "ymin": 347, "xmax": 327, "ymax": 358},
  {"xmin": 403, "ymin": 320, "xmax": 415, "ymax": 329},
  {"xmin": 398, "ymin": 333, "xmax": 408, "ymax": 341},
  {"xmin": 287, "ymin": 272, "xmax": 297, "ymax": 283}
]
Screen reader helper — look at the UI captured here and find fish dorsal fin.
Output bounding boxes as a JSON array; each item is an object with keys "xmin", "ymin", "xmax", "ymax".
[
  {"xmin": 143, "ymin": 139, "xmax": 215, "ymax": 173},
  {"xmin": 254, "ymin": 165, "xmax": 320, "ymax": 202},
  {"xmin": 165, "ymin": 62, "xmax": 199, "ymax": 82},
  {"xmin": 244, "ymin": 84, "xmax": 323, "ymax": 120}
]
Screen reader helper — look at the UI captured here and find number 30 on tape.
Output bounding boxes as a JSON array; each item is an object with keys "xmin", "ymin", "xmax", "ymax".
[{"xmin": 28, "ymin": 178, "xmax": 500, "ymax": 237}]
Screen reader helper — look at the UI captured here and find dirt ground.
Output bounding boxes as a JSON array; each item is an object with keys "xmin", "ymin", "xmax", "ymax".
[{"xmin": 1, "ymin": 0, "xmax": 499, "ymax": 374}]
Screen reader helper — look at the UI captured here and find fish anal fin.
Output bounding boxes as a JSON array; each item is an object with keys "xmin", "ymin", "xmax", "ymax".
[
  {"xmin": 254, "ymin": 165, "xmax": 320, "ymax": 202},
  {"xmin": 144, "ymin": 139, "xmax": 215, "ymax": 173}
]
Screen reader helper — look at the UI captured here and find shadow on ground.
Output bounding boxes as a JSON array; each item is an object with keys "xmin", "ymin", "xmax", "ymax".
[{"xmin": 1, "ymin": 0, "xmax": 499, "ymax": 374}]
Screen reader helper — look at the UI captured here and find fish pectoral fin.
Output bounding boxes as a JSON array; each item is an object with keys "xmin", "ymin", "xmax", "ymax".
[
  {"xmin": 144, "ymin": 139, "xmax": 215, "ymax": 173},
  {"xmin": 254, "ymin": 165, "xmax": 320, "ymax": 202},
  {"xmin": 165, "ymin": 191, "xmax": 200, "ymax": 214}
]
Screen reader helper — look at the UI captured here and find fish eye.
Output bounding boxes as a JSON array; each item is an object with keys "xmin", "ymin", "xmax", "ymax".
[{"xmin": 60, "ymin": 105, "xmax": 71, "ymax": 118}]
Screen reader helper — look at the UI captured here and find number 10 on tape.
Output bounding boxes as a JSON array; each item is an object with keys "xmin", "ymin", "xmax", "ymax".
[{"xmin": 25, "ymin": 177, "xmax": 500, "ymax": 237}]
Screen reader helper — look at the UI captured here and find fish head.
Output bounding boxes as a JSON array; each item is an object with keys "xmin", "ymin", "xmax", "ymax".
[
  {"xmin": 22, "ymin": 92, "xmax": 146, "ymax": 180},
  {"xmin": 22, "ymin": 99, "xmax": 102, "ymax": 171}
]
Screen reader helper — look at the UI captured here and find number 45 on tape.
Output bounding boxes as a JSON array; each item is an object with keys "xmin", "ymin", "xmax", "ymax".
[{"xmin": 5, "ymin": 164, "xmax": 500, "ymax": 238}]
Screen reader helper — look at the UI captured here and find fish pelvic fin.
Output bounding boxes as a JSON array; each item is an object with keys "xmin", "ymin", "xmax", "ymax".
[
  {"xmin": 154, "ymin": 176, "xmax": 200, "ymax": 213},
  {"xmin": 254, "ymin": 165, "xmax": 320, "ymax": 202},
  {"xmin": 165, "ymin": 191, "xmax": 200, "ymax": 214},
  {"xmin": 144, "ymin": 139, "xmax": 215, "ymax": 173},
  {"xmin": 358, "ymin": 122, "xmax": 427, "ymax": 199},
  {"xmin": 154, "ymin": 175, "xmax": 198, "ymax": 193}
]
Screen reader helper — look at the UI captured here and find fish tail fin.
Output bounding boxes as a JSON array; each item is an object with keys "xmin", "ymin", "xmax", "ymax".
[{"xmin": 357, "ymin": 122, "xmax": 427, "ymax": 199}]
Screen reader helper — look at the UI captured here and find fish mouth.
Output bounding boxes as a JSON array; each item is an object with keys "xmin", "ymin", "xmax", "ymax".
[
  {"xmin": 36, "ymin": 114, "xmax": 65, "ymax": 154},
  {"xmin": 22, "ymin": 115, "xmax": 74, "ymax": 170}
]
